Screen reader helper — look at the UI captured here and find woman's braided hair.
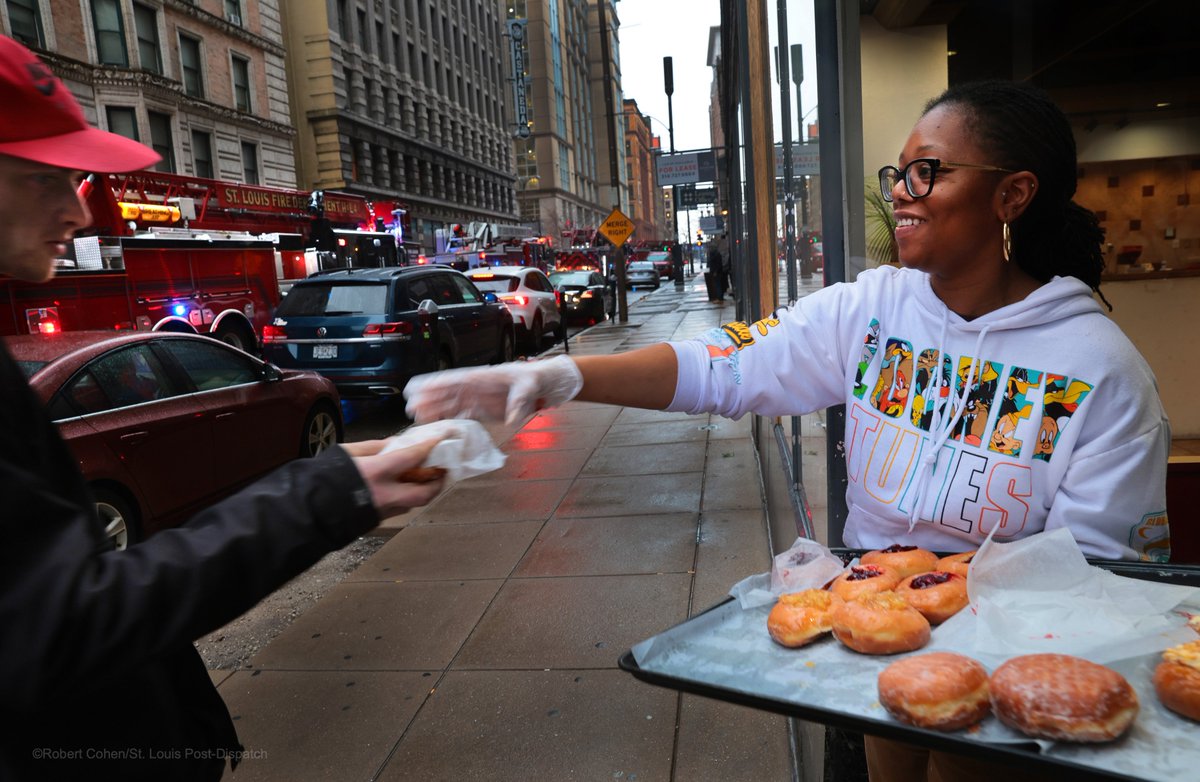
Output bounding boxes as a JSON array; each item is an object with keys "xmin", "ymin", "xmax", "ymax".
[{"xmin": 924, "ymin": 80, "xmax": 1110, "ymax": 308}]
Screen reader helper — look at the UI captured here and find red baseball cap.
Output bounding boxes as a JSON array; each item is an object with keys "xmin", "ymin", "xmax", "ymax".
[{"xmin": 0, "ymin": 36, "xmax": 160, "ymax": 172}]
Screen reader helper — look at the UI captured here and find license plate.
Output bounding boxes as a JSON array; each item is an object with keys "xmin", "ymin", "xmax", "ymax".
[{"xmin": 312, "ymin": 344, "xmax": 338, "ymax": 359}]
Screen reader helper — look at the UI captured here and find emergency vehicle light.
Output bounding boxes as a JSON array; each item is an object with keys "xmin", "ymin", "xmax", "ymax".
[
  {"xmin": 173, "ymin": 304, "xmax": 187, "ymax": 317},
  {"xmin": 118, "ymin": 202, "xmax": 182, "ymax": 223}
]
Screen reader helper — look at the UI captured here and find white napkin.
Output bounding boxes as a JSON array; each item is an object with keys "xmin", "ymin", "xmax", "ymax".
[
  {"xmin": 380, "ymin": 419, "xmax": 506, "ymax": 486},
  {"xmin": 929, "ymin": 528, "xmax": 1199, "ymax": 665},
  {"xmin": 728, "ymin": 537, "xmax": 847, "ymax": 609}
]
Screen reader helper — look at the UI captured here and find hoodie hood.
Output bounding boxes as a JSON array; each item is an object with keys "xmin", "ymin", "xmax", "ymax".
[{"xmin": 913, "ymin": 272, "xmax": 1103, "ymax": 333}]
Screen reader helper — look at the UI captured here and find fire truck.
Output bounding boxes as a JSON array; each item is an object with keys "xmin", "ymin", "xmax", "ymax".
[{"xmin": 0, "ymin": 171, "xmax": 409, "ymax": 354}]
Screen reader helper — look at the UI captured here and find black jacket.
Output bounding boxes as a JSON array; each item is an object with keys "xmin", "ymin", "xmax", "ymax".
[{"xmin": 0, "ymin": 343, "xmax": 379, "ymax": 780}]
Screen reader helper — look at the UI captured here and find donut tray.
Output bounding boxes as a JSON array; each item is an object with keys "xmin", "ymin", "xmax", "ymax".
[{"xmin": 619, "ymin": 557, "xmax": 1200, "ymax": 782}]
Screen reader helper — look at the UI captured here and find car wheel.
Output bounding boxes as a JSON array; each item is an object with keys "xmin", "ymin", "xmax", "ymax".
[
  {"xmin": 494, "ymin": 330, "xmax": 515, "ymax": 364},
  {"xmin": 528, "ymin": 314, "xmax": 544, "ymax": 353},
  {"xmin": 300, "ymin": 403, "xmax": 340, "ymax": 457},
  {"xmin": 213, "ymin": 321, "xmax": 257, "ymax": 356},
  {"xmin": 92, "ymin": 486, "xmax": 140, "ymax": 551}
]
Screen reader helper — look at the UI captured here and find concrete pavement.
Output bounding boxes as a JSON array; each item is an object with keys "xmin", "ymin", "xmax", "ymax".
[{"xmin": 210, "ymin": 273, "xmax": 806, "ymax": 781}]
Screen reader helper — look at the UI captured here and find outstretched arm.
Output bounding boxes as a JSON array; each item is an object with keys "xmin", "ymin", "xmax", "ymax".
[
  {"xmin": 404, "ymin": 343, "xmax": 679, "ymax": 424},
  {"xmin": 573, "ymin": 344, "xmax": 677, "ymax": 409}
]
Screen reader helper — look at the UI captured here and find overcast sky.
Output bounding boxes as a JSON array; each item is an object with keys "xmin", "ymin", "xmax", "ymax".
[{"xmin": 617, "ymin": 1, "xmax": 821, "ymax": 152}]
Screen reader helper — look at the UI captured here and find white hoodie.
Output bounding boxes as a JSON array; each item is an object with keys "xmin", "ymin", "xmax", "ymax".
[{"xmin": 668, "ymin": 265, "xmax": 1171, "ymax": 561}]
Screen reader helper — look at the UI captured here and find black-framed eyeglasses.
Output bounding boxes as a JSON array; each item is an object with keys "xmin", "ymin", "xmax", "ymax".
[{"xmin": 878, "ymin": 158, "xmax": 1014, "ymax": 202}]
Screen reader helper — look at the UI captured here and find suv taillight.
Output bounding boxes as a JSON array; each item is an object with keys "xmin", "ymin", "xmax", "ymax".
[
  {"xmin": 262, "ymin": 324, "xmax": 285, "ymax": 341},
  {"xmin": 363, "ymin": 321, "xmax": 414, "ymax": 336}
]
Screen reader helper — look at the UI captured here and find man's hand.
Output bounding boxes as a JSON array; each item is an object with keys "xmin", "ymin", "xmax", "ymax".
[
  {"xmin": 349, "ymin": 437, "xmax": 446, "ymax": 519},
  {"xmin": 404, "ymin": 356, "xmax": 584, "ymax": 425}
]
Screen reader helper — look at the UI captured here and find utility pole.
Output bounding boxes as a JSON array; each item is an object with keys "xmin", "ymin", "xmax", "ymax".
[
  {"xmin": 791, "ymin": 43, "xmax": 812, "ymax": 279},
  {"xmin": 664, "ymin": 56, "xmax": 684, "ymax": 289},
  {"xmin": 775, "ymin": 13, "xmax": 796, "ymax": 304},
  {"xmin": 597, "ymin": 0, "xmax": 627, "ymax": 321}
]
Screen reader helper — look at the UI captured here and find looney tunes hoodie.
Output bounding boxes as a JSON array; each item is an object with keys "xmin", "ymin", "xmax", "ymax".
[{"xmin": 667, "ymin": 265, "xmax": 1170, "ymax": 561}]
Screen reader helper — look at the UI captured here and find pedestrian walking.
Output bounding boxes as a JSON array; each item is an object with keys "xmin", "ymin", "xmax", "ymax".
[
  {"xmin": 0, "ymin": 36, "xmax": 446, "ymax": 781},
  {"xmin": 706, "ymin": 240, "xmax": 726, "ymax": 301}
]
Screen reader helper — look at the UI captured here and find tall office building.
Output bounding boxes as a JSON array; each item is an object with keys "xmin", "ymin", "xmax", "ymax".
[
  {"xmin": 3, "ymin": 0, "xmax": 295, "ymax": 186},
  {"xmin": 283, "ymin": 0, "xmax": 517, "ymax": 252},
  {"xmin": 622, "ymin": 99, "xmax": 662, "ymax": 242},
  {"xmin": 504, "ymin": 0, "xmax": 618, "ymax": 243}
]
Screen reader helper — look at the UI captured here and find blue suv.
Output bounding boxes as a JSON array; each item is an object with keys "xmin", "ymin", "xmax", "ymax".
[{"xmin": 262, "ymin": 266, "xmax": 515, "ymax": 398}]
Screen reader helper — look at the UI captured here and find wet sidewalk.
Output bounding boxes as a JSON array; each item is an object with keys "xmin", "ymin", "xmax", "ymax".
[{"xmin": 211, "ymin": 274, "xmax": 802, "ymax": 781}]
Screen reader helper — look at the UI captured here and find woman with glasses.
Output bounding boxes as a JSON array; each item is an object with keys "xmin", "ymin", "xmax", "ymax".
[{"xmin": 408, "ymin": 78, "xmax": 1168, "ymax": 779}]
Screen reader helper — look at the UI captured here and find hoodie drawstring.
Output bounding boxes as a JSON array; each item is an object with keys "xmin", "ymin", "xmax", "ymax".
[{"xmin": 906, "ymin": 320, "xmax": 993, "ymax": 532}]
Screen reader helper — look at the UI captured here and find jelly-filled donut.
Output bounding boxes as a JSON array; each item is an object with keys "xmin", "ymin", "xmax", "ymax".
[
  {"xmin": 861, "ymin": 544, "xmax": 939, "ymax": 579},
  {"xmin": 767, "ymin": 589, "xmax": 843, "ymax": 648},
  {"xmin": 896, "ymin": 571, "xmax": 969, "ymax": 625},
  {"xmin": 878, "ymin": 652, "xmax": 991, "ymax": 731},
  {"xmin": 831, "ymin": 590, "xmax": 931, "ymax": 655},
  {"xmin": 1153, "ymin": 639, "xmax": 1200, "ymax": 722},
  {"xmin": 990, "ymin": 654, "xmax": 1138, "ymax": 742},
  {"xmin": 935, "ymin": 550, "xmax": 977, "ymax": 578},
  {"xmin": 829, "ymin": 564, "xmax": 902, "ymax": 601}
]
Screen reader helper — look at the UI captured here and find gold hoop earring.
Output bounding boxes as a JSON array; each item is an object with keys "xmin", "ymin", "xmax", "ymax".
[{"xmin": 1002, "ymin": 222, "xmax": 1012, "ymax": 263}]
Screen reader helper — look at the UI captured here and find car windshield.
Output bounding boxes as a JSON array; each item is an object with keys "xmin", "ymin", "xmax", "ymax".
[
  {"xmin": 629, "ymin": 262, "xmax": 655, "ymax": 271},
  {"xmin": 276, "ymin": 283, "xmax": 388, "ymax": 316},
  {"xmin": 549, "ymin": 272, "xmax": 592, "ymax": 286},
  {"xmin": 469, "ymin": 275, "xmax": 520, "ymax": 293}
]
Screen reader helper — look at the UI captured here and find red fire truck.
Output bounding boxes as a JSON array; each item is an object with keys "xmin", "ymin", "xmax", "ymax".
[{"xmin": 0, "ymin": 171, "xmax": 408, "ymax": 354}]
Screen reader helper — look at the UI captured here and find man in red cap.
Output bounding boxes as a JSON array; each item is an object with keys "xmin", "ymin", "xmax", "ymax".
[{"xmin": 0, "ymin": 37, "xmax": 446, "ymax": 780}]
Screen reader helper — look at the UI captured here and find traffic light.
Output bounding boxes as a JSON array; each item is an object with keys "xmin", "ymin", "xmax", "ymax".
[{"xmin": 696, "ymin": 230, "xmax": 703, "ymax": 242}]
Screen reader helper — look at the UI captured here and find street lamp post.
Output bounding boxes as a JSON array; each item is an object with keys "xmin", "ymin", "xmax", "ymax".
[
  {"xmin": 791, "ymin": 44, "xmax": 813, "ymax": 279},
  {"xmin": 664, "ymin": 56, "xmax": 684, "ymax": 288}
]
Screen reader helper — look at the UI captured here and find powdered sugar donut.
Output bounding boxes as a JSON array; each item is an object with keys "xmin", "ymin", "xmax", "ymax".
[
  {"xmin": 989, "ymin": 654, "xmax": 1138, "ymax": 742},
  {"xmin": 878, "ymin": 652, "xmax": 990, "ymax": 731}
]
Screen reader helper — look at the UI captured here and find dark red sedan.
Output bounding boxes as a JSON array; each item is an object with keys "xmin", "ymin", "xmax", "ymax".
[{"xmin": 6, "ymin": 331, "xmax": 343, "ymax": 549}]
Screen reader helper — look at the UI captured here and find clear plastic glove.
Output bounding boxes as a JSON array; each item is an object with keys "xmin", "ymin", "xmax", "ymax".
[{"xmin": 404, "ymin": 355, "xmax": 584, "ymax": 425}]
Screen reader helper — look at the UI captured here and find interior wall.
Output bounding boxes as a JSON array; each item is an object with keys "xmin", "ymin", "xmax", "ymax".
[
  {"xmin": 1075, "ymin": 155, "xmax": 1200, "ymax": 273},
  {"xmin": 1102, "ymin": 275, "xmax": 1200, "ymax": 438},
  {"xmin": 858, "ymin": 17, "xmax": 946, "ymax": 191}
]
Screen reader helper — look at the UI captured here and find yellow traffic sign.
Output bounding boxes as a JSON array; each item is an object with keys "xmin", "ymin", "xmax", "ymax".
[{"xmin": 598, "ymin": 208, "xmax": 634, "ymax": 247}]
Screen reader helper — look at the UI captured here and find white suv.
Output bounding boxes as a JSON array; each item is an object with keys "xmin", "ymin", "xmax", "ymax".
[{"xmin": 466, "ymin": 266, "xmax": 563, "ymax": 353}]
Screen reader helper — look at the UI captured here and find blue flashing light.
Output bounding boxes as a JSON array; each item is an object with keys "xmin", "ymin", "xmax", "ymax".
[{"xmin": 173, "ymin": 304, "xmax": 187, "ymax": 317}]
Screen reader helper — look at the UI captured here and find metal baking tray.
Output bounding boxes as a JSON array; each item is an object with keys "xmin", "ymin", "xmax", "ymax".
[{"xmin": 618, "ymin": 553, "xmax": 1200, "ymax": 782}]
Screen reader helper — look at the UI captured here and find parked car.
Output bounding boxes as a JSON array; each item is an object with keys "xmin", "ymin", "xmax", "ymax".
[
  {"xmin": 626, "ymin": 260, "xmax": 661, "ymax": 290},
  {"xmin": 549, "ymin": 269, "xmax": 613, "ymax": 325},
  {"xmin": 645, "ymin": 250, "xmax": 674, "ymax": 278},
  {"xmin": 7, "ymin": 330, "xmax": 343, "ymax": 550},
  {"xmin": 263, "ymin": 266, "xmax": 515, "ymax": 399},
  {"xmin": 465, "ymin": 266, "xmax": 563, "ymax": 352}
]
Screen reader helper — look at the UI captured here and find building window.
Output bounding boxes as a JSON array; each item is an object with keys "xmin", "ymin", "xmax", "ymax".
[
  {"xmin": 6, "ymin": 0, "xmax": 45, "ymax": 47},
  {"xmin": 132, "ymin": 3, "xmax": 161, "ymax": 74},
  {"xmin": 92, "ymin": 0, "xmax": 128, "ymax": 67},
  {"xmin": 191, "ymin": 129, "xmax": 213, "ymax": 178},
  {"xmin": 179, "ymin": 34, "xmax": 203, "ymax": 98},
  {"xmin": 105, "ymin": 106, "xmax": 138, "ymax": 140},
  {"xmin": 148, "ymin": 111, "xmax": 175, "ymax": 172},
  {"xmin": 240, "ymin": 141, "xmax": 258, "ymax": 185},
  {"xmin": 356, "ymin": 8, "xmax": 367, "ymax": 50},
  {"xmin": 224, "ymin": 0, "xmax": 242, "ymax": 26},
  {"xmin": 231, "ymin": 55, "xmax": 251, "ymax": 112},
  {"xmin": 335, "ymin": 0, "xmax": 347, "ymax": 38}
]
